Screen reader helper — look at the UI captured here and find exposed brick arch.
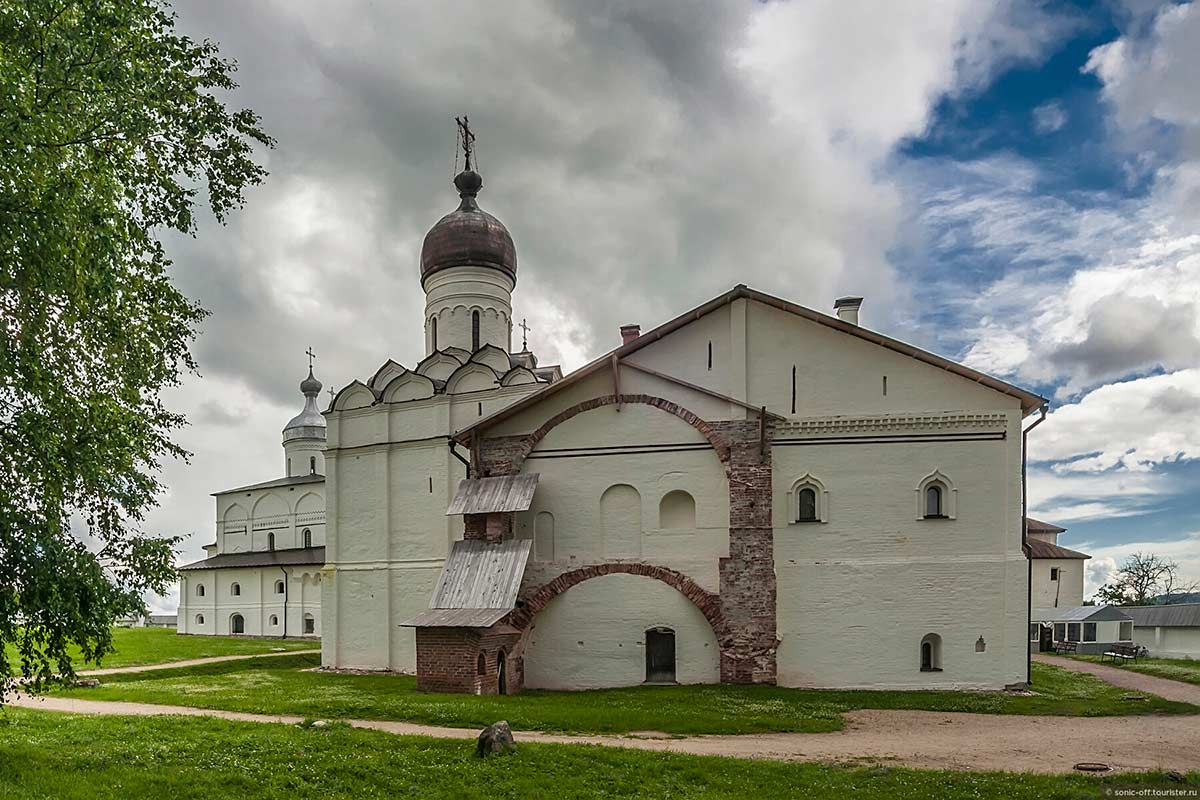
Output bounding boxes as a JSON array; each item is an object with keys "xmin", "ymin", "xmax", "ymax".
[
  {"xmin": 511, "ymin": 394, "xmax": 729, "ymax": 473},
  {"xmin": 510, "ymin": 563, "xmax": 729, "ymax": 643}
]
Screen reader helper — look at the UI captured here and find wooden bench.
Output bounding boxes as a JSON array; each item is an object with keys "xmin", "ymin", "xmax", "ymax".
[
  {"xmin": 1102, "ymin": 643, "xmax": 1140, "ymax": 664},
  {"xmin": 1054, "ymin": 641, "xmax": 1078, "ymax": 655}
]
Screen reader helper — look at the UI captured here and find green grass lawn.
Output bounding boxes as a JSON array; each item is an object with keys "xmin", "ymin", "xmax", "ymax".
[
  {"xmin": 47, "ymin": 654, "xmax": 1199, "ymax": 736},
  {"xmin": 1069, "ymin": 654, "xmax": 1200, "ymax": 686},
  {"xmin": 0, "ymin": 709, "xmax": 1193, "ymax": 800},
  {"xmin": 4, "ymin": 627, "xmax": 319, "ymax": 671}
]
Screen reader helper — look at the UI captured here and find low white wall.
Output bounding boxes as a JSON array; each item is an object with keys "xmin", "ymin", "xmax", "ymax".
[
  {"xmin": 522, "ymin": 573, "xmax": 720, "ymax": 689},
  {"xmin": 1134, "ymin": 625, "xmax": 1200, "ymax": 660}
]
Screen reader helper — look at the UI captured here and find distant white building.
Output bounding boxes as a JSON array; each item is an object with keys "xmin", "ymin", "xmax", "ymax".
[
  {"xmin": 176, "ymin": 367, "xmax": 326, "ymax": 638},
  {"xmin": 1025, "ymin": 517, "xmax": 1089, "ymax": 608},
  {"xmin": 1122, "ymin": 604, "xmax": 1200, "ymax": 660},
  {"xmin": 1031, "ymin": 605, "xmax": 1133, "ymax": 654}
]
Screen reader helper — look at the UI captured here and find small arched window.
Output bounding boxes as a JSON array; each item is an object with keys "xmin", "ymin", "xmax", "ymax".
[
  {"xmin": 431, "ymin": 316, "xmax": 438, "ymax": 350},
  {"xmin": 274, "ymin": 580, "xmax": 285, "ymax": 595},
  {"xmin": 920, "ymin": 633, "xmax": 943, "ymax": 672},
  {"xmin": 195, "ymin": 614, "xmax": 205, "ymax": 625},
  {"xmin": 303, "ymin": 614, "xmax": 315, "ymax": 635},
  {"xmin": 925, "ymin": 485, "xmax": 943, "ymax": 518},
  {"xmin": 797, "ymin": 488, "xmax": 817, "ymax": 522},
  {"xmin": 196, "ymin": 584, "xmax": 206, "ymax": 597},
  {"xmin": 231, "ymin": 614, "xmax": 245, "ymax": 634},
  {"xmin": 231, "ymin": 582, "xmax": 241, "ymax": 596},
  {"xmin": 269, "ymin": 614, "xmax": 279, "ymax": 626},
  {"xmin": 309, "ymin": 456, "xmax": 316, "ymax": 475},
  {"xmin": 790, "ymin": 475, "xmax": 827, "ymax": 524},
  {"xmin": 268, "ymin": 532, "xmax": 275, "ymax": 551},
  {"xmin": 916, "ymin": 471, "xmax": 956, "ymax": 520},
  {"xmin": 477, "ymin": 652, "xmax": 487, "ymax": 676},
  {"xmin": 303, "ymin": 528, "xmax": 312, "ymax": 548},
  {"xmin": 659, "ymin": 490, "xmax": 696, "ymax": 529},
  {"xmin": 471, "ymin": 310, "xmax": 481, "ymax": 351}
]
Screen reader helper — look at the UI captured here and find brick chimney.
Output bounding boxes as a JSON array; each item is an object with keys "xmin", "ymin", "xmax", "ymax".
[
  {"xmin": 620, "ymin": 324, "xmax": 641, "ymax": 345},
  {"xmin": 834, "ymin": 297, "xmax": 863, "ymax": 325}
]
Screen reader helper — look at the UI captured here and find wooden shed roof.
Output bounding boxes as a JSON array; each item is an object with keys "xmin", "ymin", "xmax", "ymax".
[{"xmin": 446, "ymin": 474, "xmax": 539, "ymax": 515}]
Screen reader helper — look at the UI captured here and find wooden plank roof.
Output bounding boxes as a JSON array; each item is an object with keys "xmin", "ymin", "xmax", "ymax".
[
  {"xmin": 404, "ymin": 608, "xmax": 512, "ymax": 628},
  {"xmin": 446, "ymin": 474, "xmax": 539, "ymax": 515},
  {"xmin": 400, "ymin": 539, "xmax": 531, "ymax": 629}
]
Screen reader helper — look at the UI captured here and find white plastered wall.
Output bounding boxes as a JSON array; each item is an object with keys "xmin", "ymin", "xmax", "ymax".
[
  {"xmin": 177, "ymin": 566, "xmax": 322, "ymax": 637},
  {"xmin": 1031, "ymin": 558, "xmax": 1085, "ymax": 608},
  {"xmin": 523, "ymin": 573, "xmax": 719, "ymax": 689},
  {"xmin": 1134, "ymin": 626, "xmax": 1200, "ymax": 659}
]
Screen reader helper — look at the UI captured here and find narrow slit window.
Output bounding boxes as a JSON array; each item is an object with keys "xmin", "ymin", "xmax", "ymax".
[
  {"xmin": 309, "ymin": 456, "xmax": 316, "ymax": 474},
  {"xmin": 431, "ymin": 317, "xmax": 438, "ymax": 350},
  {"xmin": 472, "ymin": 310, "xmax": 481, "ymax": 351},
  {"xmin": 882, "ymin": 375, "xmax": 888, "ymax": 396},
  {"xmin": 268, "ymin": 531, "xmax": 275, "ymax": 551},
  {"xmin": 707, "ymin": 341, "xmax": 712, "ymax": 370},
  {"xmin": 303, "ymin": 528, "xmax": 312, "ymax": 548},
  {"xmin": 791, "ymin": 365, "xmax": 796, "ymax": 414}
]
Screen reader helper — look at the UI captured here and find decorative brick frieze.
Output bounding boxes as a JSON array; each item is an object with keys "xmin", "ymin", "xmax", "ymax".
[{"xmin": 776, "ymin": 412, "xmax": 1008, "ymax": 437}]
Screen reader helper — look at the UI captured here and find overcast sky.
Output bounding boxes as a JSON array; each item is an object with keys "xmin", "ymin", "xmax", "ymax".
[{"xmin": 141, "ymin": 0, "xmax": 1200, "ymax": 612}]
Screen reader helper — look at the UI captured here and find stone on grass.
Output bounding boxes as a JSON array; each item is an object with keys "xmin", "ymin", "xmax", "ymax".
[
  {"xmin": 71, "ymin": 678, "xmax": 100, "ymax": 688},
  {"xmin": 476, "ymin": 721, "xmax": 516, "ymax": 757},
  {"xmin": 311, "ymin": 720, "xmax": 329, "ymax": 728}
]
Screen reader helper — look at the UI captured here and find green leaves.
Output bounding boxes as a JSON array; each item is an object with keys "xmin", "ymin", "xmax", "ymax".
[{"xmin": 0, "ymin": 0, "xmax": 272, "ymax": 695}]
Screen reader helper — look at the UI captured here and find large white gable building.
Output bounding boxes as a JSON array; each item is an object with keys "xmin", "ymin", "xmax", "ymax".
[{"xmin": 181, "ymin": 144, "xmax": 1050, "ymax": 692}]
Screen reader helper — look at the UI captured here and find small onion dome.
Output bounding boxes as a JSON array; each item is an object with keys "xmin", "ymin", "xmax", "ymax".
[
  {"xmin": 420, "ymin": 169, "xmax": 517, "ymax": 287},
  {"xmin": 283, "ymin": 367, "xmax": 326, "ymax": 441}
]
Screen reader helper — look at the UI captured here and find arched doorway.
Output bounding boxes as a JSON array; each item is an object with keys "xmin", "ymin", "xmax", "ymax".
[
  {"xmin": 230, "ymin": 614, "xmax": 245, "ymax": 635},
  {"xmin": 496, "ymin": 650, "xmax": 508, "ymax": 695},
  {"xmin": 645, "ymin": 627, "xmax": 676, "ymax": 683}
]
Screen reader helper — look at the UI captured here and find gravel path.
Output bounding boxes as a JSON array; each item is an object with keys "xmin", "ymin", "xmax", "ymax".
[
  {"xmin": 78, "ymin": 649, "xmax": 321, "ymax": 676},
  {"xmin": 7, "ymin": 693, "xmax": 1199, "ymax": 775},
  {"xmin": 1032, "ymin": 654, "xmax": 1200, "ymax": 705}
]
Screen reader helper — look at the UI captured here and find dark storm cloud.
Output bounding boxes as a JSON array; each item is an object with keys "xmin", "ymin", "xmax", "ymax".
[{"xmin": 1048, "ymin": 294, "xmax": 1200, "ymax": 386}]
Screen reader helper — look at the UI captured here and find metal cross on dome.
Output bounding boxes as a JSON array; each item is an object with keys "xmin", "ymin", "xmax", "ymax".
[
  {"xmin": 456, "ymin": 116, "xmax": 476, "ymax": 172},
  {"xmin": 519, "ymin": 318, "xmax": 531, "ymax": 351},
  {"xmin": 305, "ymin": 346, "xmax": 316, "ymax": 370}
]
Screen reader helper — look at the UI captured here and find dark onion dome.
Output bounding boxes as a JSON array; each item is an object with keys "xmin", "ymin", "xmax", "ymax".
[{"xmin": 420, "ymin": 169, "xmax": 517, "ymax": 287}]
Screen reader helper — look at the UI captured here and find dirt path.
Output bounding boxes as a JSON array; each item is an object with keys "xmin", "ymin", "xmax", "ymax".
[
  {"xmin": 78, "ymin": 649, "xmax": 321, "ymax": 676},
  {"xmin": 7, "ymin": 693, "xmax": 1198, "ymax": 775},
  {"xmin": 1032, "ymin": 654, "xmax": 1200, "ymax": 705}
]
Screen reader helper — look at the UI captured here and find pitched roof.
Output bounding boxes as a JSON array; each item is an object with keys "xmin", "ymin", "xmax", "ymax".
[
  {"xmin": 1032, "ymin": 605, "xmax": 1131, "ymax": 622},
  {"xmin": 213, "ymin": 473, "xmax": 324, "ymax": 496},
  {"xmin": 1120, "ymin": 603, "xmax": 1200, "ymax": 628},
  {"xmin": 446, "ymin": 475, "xmax": 539, "ymax": 515},
  {"xmin": 178, "ymin": 546, "xmax": 325, "ymax": 571},
  {"xmin": 454, "ymin": 285, "xmax": 1047, "ymax": 440},
  {"xmin": 1026, "ymin": 517, "xmax": 1067, "ymax": 534},
  {"xmin": 1026, "ymin": 538, "xmax": 1090, "ymax": 560},
  {"xmin": 401, "ymin": 539, "xmax": 531, "ymax": 629}
]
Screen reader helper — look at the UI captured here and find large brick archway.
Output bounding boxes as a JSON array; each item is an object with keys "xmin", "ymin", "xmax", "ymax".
[
  {"xmin": 509, "ymin": 394, "xmax": 731, "ymax": 473},
  {"xmin": 510, "ymin": 563, "xmax": 729, "ymax": 641}
]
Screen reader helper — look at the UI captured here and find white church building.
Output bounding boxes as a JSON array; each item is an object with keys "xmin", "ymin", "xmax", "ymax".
[
  {"xmin": 181, "ymin": 128, "xmax": 1050, "ymax": 692},
  {"xmin": 176, "ymin": 366, "xmax": 327, "ymax": 638}
]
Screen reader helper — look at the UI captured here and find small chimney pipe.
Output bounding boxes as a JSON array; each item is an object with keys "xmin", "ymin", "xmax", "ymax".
[
  {"xmin": 834, "ymin": 296, "xmax": 863, "ymax": 325},
  {"xmin": 620, "ymin": 324, "xmax": 641, "ymax": 345}
]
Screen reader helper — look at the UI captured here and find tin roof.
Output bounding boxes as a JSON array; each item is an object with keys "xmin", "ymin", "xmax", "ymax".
[
  {"xmin": 1120, "ymin": 603, "xmax": 1200, "ymax": 628},
  {"xmin": 178, "ymin": 546, "xmax": 325, "ymax": 571},
  {"xmin": 1032, "ymin": 605, "xmax": 1132, "ymax": 623},
  {"xmin": 1026, "ymin": 517, "xmax": 1067, "ymax": 534},
  {"xmin": 446, "ymin": 475, "xmax": 539, "ymax": 515},
  {"xmin": 212, "ymin": 473, "xmax": 324, "ymax": 496},
  {"xmin": 1026, "ymin": 538, "xmax": 1090, "ymax": 560}
]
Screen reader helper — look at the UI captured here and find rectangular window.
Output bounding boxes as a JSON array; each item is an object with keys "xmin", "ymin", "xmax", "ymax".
[
  {"xmin": 1053, "ymin": 623, "xmax": 1066, "ymax": 641},
  {"xmin": 1050, "ymin": 567, "xmax": 1059, "ymax": 580},
  {"xmin": 1119, "ymin": 621, "xmax": 1133, "ymax": 641},
  {"xmin": 1083, "ymin": 622, "xmax": 1097, "ymax": 642},
  {"xmin": 1029, "ymin": 623, "xmax": 1040, "ymax": 641},
  {"xmin": 1067, "ymin": 622, "xmax": 1081, "ymax": 642}
]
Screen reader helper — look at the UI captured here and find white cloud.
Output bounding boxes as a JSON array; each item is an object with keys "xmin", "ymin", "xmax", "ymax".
[
  {"xmin": 1032, "ymin": 99, "xmax": 1068, "ymax": 133},
  {"xmin": 1074, "ymin": 531, "xmax": 1200, "ymax": 599}
]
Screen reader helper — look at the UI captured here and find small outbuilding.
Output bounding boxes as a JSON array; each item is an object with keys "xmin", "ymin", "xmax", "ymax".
[
  {"xmin": 1031, "ymin": 605, "xmax": 1133, "ymax": 654},
  {"xmin": 1120, "ymin": 604, "xmax": 1200, "ymax": 660}
]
